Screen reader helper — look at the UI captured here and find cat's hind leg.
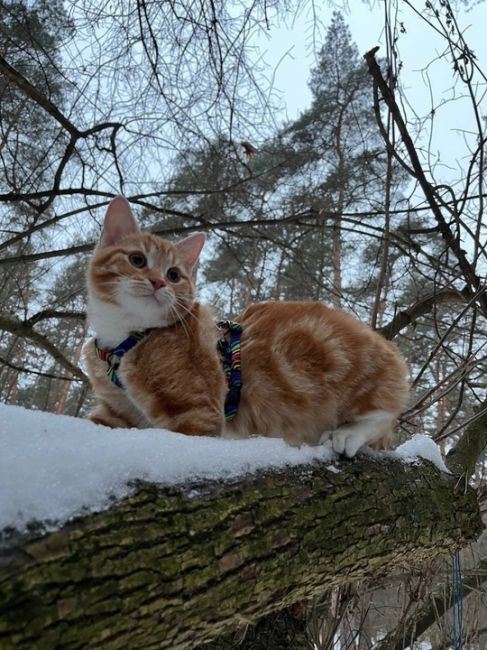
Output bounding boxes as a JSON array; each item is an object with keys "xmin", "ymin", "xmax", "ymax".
[{"xmin": 321, "ymin": 410, "xmax": 396, "ymax": 458}]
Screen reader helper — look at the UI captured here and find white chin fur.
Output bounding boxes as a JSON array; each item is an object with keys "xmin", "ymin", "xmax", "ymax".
[{"xmin": 88, "ymin": 292, "xmax": 173, "ymax": 348}]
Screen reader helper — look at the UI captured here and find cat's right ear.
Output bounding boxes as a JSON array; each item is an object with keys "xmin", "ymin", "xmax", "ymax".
[{"xmin": 99, "ymin": 196, "xmax": 140, "ymax": 248}]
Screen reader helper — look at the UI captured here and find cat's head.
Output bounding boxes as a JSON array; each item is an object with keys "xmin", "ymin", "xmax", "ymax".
[{"xmin": 87, "ymin": 197, "xmax": 205, "ymax": 341}]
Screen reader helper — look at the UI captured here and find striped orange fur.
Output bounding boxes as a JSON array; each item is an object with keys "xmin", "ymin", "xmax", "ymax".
[{"xmin": 84, "ymin": 197, "xmax": 410, "ymax": 457}]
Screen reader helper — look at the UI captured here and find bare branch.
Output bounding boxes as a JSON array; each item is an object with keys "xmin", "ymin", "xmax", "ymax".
[
  {"xmin": 378, "ymin": 288, "xmax": 470, "ymax": 340},
  {"xmin": 0, "ymin": 313, "xmax": 87, "ymax": 382},
  {"xmin": 0, "ymin": 355, "xmax": 82, "ymax": 382},
  {"xmin": 364, "ymin": 47, "xmax": 487, "ymax": 315}
]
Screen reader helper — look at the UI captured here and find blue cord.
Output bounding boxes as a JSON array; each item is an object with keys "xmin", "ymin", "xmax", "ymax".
[{"xmin": 452, "ymin": 552, "xmax": 464, "ymax": 650}]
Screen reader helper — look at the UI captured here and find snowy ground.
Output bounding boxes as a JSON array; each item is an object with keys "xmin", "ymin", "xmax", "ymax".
[{"xmin": 0, "ymin": 403, "xmax": 448, "ymax": 533}]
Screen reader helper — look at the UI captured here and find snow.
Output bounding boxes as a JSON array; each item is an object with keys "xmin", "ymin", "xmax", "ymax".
[
  {"xmin": 394, "ymin": 434, "xmax": 450, "ymax": 473},
  {"xmin": 0, "ymin": 403, "xmax": 333, "ymax": 533},
  {"xmin": 0, "ymin": 404, "xmax": 449, "ymax": 533},
  {"xmin": 326, "ymin": 465, "xmax": 341, "ymax": 474}
]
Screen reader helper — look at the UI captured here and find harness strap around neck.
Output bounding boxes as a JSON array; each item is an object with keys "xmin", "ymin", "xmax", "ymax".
[
  {"xmin": 95, "ymin": 330, "xmax": 150, "ymax": 388},
  {"xmin": 96, "ymin": 322, "xmax": 244, "ymax": 423}
]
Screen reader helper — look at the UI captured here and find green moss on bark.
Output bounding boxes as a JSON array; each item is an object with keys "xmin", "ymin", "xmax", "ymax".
[{"xmin": 0, "ymin": 456, "xmax": 483, "ymax": 649}]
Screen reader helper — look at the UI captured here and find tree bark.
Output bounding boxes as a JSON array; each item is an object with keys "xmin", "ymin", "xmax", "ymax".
[
  {"xmin": 0, "ymin": 453, "xmax": 482, "ymax": 650},
  {"xmin": 446, "ymin": 399, "xmax": 487, "ymax": 479}
]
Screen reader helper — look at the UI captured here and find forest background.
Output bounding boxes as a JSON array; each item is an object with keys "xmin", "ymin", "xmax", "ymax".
[{"xmin": 0, "ymin": 0, "xmax": 486, "ymax": 647}]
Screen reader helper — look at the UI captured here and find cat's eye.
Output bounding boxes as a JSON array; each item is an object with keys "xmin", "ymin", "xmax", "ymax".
[
  {"xmin": 129, "ymin": 252, "xmax": 147, "ymax": 268},
  {"xmin": 167, "ymin": 267, "xmax": 181, "ymax": 283}
]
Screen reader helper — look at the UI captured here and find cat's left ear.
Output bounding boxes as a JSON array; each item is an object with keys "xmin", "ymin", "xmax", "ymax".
[
  {"xmin": 176, "ymin": 232, "xmax": 206, "ymax": 275},
  {"xmin": 99, "ymin": 196, "xmax": 140, "ymax": 248}
]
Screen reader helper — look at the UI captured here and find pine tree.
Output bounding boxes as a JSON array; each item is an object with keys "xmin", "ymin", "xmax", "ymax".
[
  {"xmin": 159, "ymin": 13, "xmax": 408, "ymax": 315},
  {"xmin": 0, "ymin": 0, "xmax": 73, "ymax": 194},
  {"xmin": 274, "ymin": 11, "xmax": 399, "ymax": 307}
]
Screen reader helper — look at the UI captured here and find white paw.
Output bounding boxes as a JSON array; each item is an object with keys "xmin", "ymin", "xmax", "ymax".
[{"xmin": 332, "ymin": 430, "xmax": 365, "ymax": 458}]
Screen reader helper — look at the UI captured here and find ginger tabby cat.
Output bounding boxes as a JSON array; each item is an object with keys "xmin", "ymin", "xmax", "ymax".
[{"xmin": 84, "ymin": 197, "xmax": 410, "ymax": 457}]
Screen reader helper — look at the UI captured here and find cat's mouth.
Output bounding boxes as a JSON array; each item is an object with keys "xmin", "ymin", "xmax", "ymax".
[
  {"xmin": 129, "ymin": 286, "xmax": 169, "ymax": 301},
  {"xmin": 122, "ymin": 284, "xmax": 189, "ymax": 321},
  {"xmin": 126, "ymin": 291, "xmax": 177, "ymax": 326},
  {"xmin": 152, "ymin": 290, "xmax": 173, "ymax": 307}
]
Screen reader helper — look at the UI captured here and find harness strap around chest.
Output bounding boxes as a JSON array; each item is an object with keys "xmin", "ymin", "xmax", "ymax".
[
  {"xmin": 217, "ymin": 320, "xmax": 243, "ymax": 421},
  {"xmin": 95, "ymin": 320, "xmax": 244, "ymax": 422}
]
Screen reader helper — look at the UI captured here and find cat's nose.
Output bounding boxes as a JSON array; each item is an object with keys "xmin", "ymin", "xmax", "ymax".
[{"xmin": 150, "ymin": 277, "xmax": 166, "ymax": 290}]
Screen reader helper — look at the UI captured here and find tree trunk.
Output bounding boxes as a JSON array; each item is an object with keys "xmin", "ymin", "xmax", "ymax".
[
  {"xmin": 55, "ymin": 321, "xmax": 88, "ymax": 415},
  {"xmin": 0, "ymin": 453, "xmax": 482, "ymax": 650}
]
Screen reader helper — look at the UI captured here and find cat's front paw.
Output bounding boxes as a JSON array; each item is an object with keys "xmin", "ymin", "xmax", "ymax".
[
  {"xmin": 320, "ymin": 428, "xmax": 363, "ymax": 458},
  {"xmin": 331, "ymin": 429, "xmax": 365, "ymax": 458},
  {"xmin": 332, "ymin": 430, "xmax": 352, "ymax": 457},
  {"xmin": 320, "ymin": 430, "xmax": 346, "ymax": 457}
]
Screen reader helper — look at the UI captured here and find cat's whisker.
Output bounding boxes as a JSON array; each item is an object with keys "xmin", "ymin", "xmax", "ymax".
[
  {"xmin": 173, "ymin": 298, "xmax": 200, "ymax": 338},
  {"xmin": 168, "ymin": 303, "xmax": 191, "ymax": 340},
  {"xmin": 173, "ymin": 299, "xmax": 193, "ymax": 317},
  {"xmin": 173, "ymin": 302, "xmax": 204, "ymax": 335},
  {"xmin": 176, "ymin": 310, "xmax": 191, "ymax": 340},
  {"xmin": 174, "ymin": 298, "xmax": 204, "ymax": 327}
]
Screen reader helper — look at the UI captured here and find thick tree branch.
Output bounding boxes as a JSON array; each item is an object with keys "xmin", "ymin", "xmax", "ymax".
[
  {"xmin": 0, "ymin": 455, "xmax": 482, "ymax": 649},
  {"xmin": 374, "ymin": 400, "xmax": 487, "ymax": 649}
]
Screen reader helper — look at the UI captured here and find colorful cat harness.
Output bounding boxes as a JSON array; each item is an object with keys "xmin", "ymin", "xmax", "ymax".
[
  {"xmin": 216, "ymin": 320, "xmax": 242, "ymax": 421},
  {"xmin": 94, "ymin": 321, "xmax": 243, "ymax": 421},
  {"xmin": 94, "ymin": 330, "xmax": 149, "ymax": 389}
]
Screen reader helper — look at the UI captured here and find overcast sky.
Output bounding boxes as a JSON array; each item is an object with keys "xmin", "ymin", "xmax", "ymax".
[{"xmin": 255, "ymin": 1, "xmax": 486, "ymax": 185}]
